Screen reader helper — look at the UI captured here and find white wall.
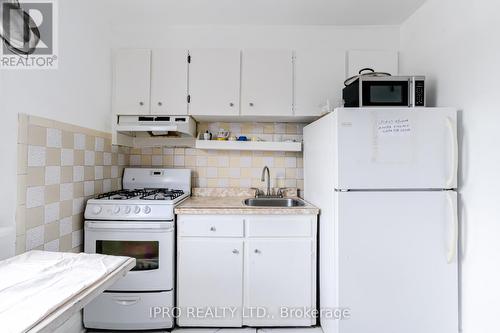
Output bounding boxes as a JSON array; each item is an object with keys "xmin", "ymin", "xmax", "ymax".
[
  {"xmin": 0, "ymin": 0, "xmax": 112, "ymax": 259},
  {"xmin": 110, "ymin": 23, "xmax": 399, "ymax": 52},
  {"xmin": 400, "ymin": 1, "xmax": 500, "ymax": 332}
]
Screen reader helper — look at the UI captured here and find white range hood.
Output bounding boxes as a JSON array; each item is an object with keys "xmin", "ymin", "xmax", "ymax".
[
  {"xmin": 116, "ymin": 115, "xmax": 196, "ymax": 137},
  {"xmin": 115, "ymin": 115, "xmax": 197, "ymax": 148}
]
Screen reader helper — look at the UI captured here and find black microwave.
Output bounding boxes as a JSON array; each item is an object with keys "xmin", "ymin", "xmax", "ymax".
[{"xmin": 343, "ymin": 76, "xmax": 425, "ymax": 107}]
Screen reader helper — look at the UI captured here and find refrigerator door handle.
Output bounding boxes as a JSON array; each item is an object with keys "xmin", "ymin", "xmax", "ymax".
[
  {"xmin": 446, "ymin": 192, "xmax": 458, "ymax": 263},
  {"xmin": 446, "ymin": 116, "xmax": 458, "ymax": 188}
]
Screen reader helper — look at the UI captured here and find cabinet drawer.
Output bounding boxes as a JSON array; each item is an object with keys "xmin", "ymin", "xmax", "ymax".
[
  {"xmin": 247, "ymin": 215, "xmax": 316, "ymax": 237},
  {"xmin": 178, "ymin": 215, "xmax": 244, "ymax": 237}
]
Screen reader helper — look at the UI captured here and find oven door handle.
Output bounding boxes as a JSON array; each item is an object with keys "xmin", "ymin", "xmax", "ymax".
[
  {"xmin": 85, "ymin": 221, "xmax": 173, "ymax": 231},
  {"xmin": 112, "ymin": 296, "xmax": 141, "ymax": 306}
]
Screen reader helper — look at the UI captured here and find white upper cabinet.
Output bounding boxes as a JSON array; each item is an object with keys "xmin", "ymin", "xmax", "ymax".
[
  {"xmin": 347, "ymin": 50, "xmax": 399, "ymax": 77},
  {"xmin": 188, "ymin": 49, "xmax": 241, "ymax": 116},
  {"xmin": 150, "ymin": 49, "xmax": 189, "ymax": 115},
  {"xmin": 113, "ymin": 49, "xmax": 151, "ymax": 115},
  {"xmin": 294, "ymin": 49, "xmax": 346, "ymax": 117},
  {"xmin": 241, "ymin": 49, "xmax": 293, "ymax": 117}
]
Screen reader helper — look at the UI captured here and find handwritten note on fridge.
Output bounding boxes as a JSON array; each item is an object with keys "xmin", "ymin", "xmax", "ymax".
[{"xmin": 377, "ymin": 118, "xmax": 412, "ymax": 136}]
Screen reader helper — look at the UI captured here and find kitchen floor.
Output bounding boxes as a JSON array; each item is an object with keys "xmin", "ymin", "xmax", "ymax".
[{"xmin": 172, "ymin": 328, "xmax": 323, "ymax": 332}]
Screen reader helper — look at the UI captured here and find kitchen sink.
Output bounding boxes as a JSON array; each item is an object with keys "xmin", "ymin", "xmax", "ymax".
[{"xmin": 243, "ymin": 197, "xmax": 306, "ymax": 207}]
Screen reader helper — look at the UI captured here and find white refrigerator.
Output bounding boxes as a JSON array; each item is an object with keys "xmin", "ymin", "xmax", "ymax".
[{"xmin": 304, "ymin": 107, "xmax": 459, "ymax": 333}]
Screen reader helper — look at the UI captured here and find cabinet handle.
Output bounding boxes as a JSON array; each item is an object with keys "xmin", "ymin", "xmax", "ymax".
[
  {"xmin": 232, "ymin": 249, "xmax": 239, "ymax": 254},
  {"xmin": 249, "ymin": 102, "xmax": 254, "ymax": 107},
  {"xmin": 158, "ymin": 102, "xmax": 163, "ymax": 106},
  {"xmin": 139, "ymin": 101, "xmax": 144, "ymax": 106},
  {"xmin": 229, "ymin": 102, "xmax": 234, "ymax": 107},
  {"xmin": 254, "ymin": 249, "xmax": 261, "ymax": 254},
  {"xmin": 210, "ymin": 226, "xmax": 216, "ymax": 232}
]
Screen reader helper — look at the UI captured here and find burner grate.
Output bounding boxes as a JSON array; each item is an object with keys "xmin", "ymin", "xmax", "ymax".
[
  {"xmin": 96, "ymin": 189, "xmax": 146, "ymax": 200},
  {"xmin": 140, "ymin": 189, "xmax": 185, "ymax": 200}
]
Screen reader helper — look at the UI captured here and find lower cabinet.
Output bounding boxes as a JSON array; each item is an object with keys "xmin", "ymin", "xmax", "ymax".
[
  {"xmin": 244, "ymin": 239, "xmax": 315, "ymax": 326},
  {"xmin": 177, "ymin": 239, "xmax": 244, "ymax": 326},
  {"xmin": 176, "ymin": 215, "xmax": 317, "ymax": 327}
]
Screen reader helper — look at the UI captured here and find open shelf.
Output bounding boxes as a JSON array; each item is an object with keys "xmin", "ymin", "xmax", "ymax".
[{"xmin": 195, "ymin": 140, "xmax": 302, "ymax": 152}]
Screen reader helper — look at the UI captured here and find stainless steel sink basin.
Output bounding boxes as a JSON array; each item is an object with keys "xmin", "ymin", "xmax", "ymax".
[{"xmin": 243, "ymin": 198, "xmax": 306, "ymax": 207}]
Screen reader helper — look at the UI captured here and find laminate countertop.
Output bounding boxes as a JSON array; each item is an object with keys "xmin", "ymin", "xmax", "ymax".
[{"xmin": 174, "ymin": 196, "xmax": 319, "ymax": 215}]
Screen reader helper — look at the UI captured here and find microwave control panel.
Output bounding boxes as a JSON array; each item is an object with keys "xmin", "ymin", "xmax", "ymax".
[{"xmin": 414, "ymin": 80, "xmax": 425, "ymax": 106}]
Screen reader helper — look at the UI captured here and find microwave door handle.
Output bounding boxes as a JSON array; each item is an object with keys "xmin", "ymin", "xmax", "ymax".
[{"xmin": 408, "ymin": 78, "xmax": 413, "ymax": 107}]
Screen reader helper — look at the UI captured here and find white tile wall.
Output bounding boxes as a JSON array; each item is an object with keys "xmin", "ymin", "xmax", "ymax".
[
  {"xmin": 26, "ymin": 186, "xmax": 44, "ymax": 208},
  {"xmin": 61, "ymin": 149, "xmax": 74, "ymax": 166},
  {"xmin": 103, "ymin": 152, "xmax": 112, "ymax": 165},
  {"xmin": 73, "ymin": 133, "xmax": 86, "ymax": 150},
  {"xmin": 95, "ymin": 166, "xmax": 103, "ymax": 180},
  {"xmin": 60, "ymin": 183, "xmax": 73, "ymax": 201},
  {"xmin": 26, "ymin": 225, "xmax": 44, "ymax": 250},
  {"xmin": 46, "ymin": 128, "xmax": 62, "ymax": 148},
  {"xmin": 84, "ymin": 150, "xmax": 95, "ymax": 165},
  {"xmin": 28, "ymin": 145, "xmax": 46, "ymax": 167},
  {"xmin": 71, "ymin": 230, "xmax": 83, "ymax": 248},
  {"xmin": 44, "ymin": 239, "xmax": 60, "ymax": 252},
  {"xmin": 44, "ymin": 202, "xmax": 60, "ymax": 224},
  {"xmin": 95, "ymin": 137, "xmax": 104, "ymax": 151},
  {"xmin": 59, "ymin": 217, "xmax": 73, "ymax": 236},
  {"xmin": 103, "ymin": 179, "xmax": 111, "ymax": 192},
  {"xmin": 84, "ymin": 181, "xmax": 94, "ymax": 196},
  {"xmin": 72, "ymin": 197, "xmax": 85, "ymax": 215},
  {"xmin": 45, "ymin": 166, "xmax": 61, "ymax": 185},
  {"xmin": 73, "ymin": 166, "xmax": 84, "ymax": 182}
]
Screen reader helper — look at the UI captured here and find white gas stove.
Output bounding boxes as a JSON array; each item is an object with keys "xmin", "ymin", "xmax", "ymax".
[
  {"xmin": 84, "ymin": 168, "xmax": 190, "ymax": 221},
  {"xmin": 83, "ymin": 168, "xmax": 190, "ymax": 331}
]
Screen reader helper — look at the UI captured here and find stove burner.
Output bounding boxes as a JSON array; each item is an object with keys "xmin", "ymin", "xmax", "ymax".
[
  {"xmin": 96, "ymin": 189, "xmax": 147, "ymax": 200},
  {"xmin": 95, "ymin": 188, "xmax": 185, "ymax": 201},
  {"xmin": 141, "ymin": 189, "xmax": 185, "ymax": 201}
]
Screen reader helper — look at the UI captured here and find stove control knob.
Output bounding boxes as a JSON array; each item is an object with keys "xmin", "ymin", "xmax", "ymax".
[
  {"xmin": 113, "ymin": 206, "xmax": 121, "ymax": 214},
  {"xmin": 92, "ymin": 206, "xmax": 102, "ymax": 215},
  {"xmin": 124, "ymin": 206, "xmax": 131, "ymax": 214},
  {"xmin": 134, "ymin": 206, "xmax": 141, "ymax": 214},
  {"xmin": 143, "ymin": 206, "xmax": 151, "ymax": 214}
]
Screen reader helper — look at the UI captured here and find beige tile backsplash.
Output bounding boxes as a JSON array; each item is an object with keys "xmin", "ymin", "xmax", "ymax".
[
  {"xmin": 16, "ymin": 117, "xmax": 304, "ymax": 255},
  {"xmin": 128, "ymin": 122, "xmax": 305, "ymax": 191},
  {"xmin": 16, "ymin": 114, "xmax": 128, "ymax": 255}
]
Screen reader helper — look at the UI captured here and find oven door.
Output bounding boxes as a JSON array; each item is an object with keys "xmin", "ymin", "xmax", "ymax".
[
  {"xmin": 84, "ymin": 220, "xmax": 174, "ymax": 292},
  {"xmin": 362, "ymin": 80, "xmax": 410, "ymax": 107}
]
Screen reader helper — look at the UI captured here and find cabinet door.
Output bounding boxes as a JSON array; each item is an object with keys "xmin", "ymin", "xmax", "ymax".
[
  {"xmin": 241, "ymin": 49, "xmax": 293, "ymax": 117},
  {"xmin": 113, "ymin": 49, "xmax": 151, "ymax": 115},
  {"xmin": 177, "ymin": 239, "xmax": 244, "ymax": 327},
  {"xmin": 245, "ymin": 239, "xmax": 315, "ymax": 326},
  {"xmin": 294, "ymin": 49, "xmax": 345, "ymax": 117},
  {"xmin": 150, "ymin": 49, "xmax": 189, "ymax": 115},
  {"xmin": 188, "ymin": 49, "xmax": 241, "ymax": 116}
]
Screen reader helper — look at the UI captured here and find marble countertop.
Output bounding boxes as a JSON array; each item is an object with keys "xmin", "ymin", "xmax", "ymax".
[{"xmin": 175, "ymin": 196, "xmax": 319, "ymax": 215}]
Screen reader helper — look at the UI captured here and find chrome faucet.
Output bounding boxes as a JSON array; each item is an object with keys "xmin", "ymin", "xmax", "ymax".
[{"xmin": 261, "ymin": 166, "xmax": 271, "ymax": 196}]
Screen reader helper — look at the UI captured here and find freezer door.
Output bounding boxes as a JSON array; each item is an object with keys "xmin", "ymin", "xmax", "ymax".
[
  {"xmin": 333, "ymin": 191, "xmax": 458, "ymax": 333},
  {"xmin": 335, "ymin": 107, "xmax": 457, "ymax": 189}
]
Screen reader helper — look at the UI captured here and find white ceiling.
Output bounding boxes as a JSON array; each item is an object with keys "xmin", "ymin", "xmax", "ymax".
[{"xmin": 108, "ymin": 0, "xmax": 427, "ymax": 26}]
